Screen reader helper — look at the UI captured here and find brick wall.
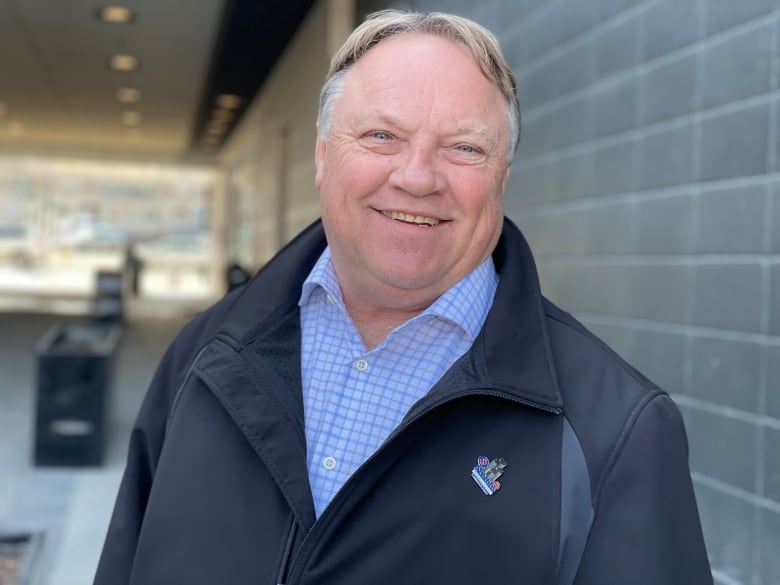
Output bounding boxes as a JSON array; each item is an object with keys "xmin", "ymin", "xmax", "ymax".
[{"xmin": 359, "ymin": 0, "xmax": 780, "ymax": 582}]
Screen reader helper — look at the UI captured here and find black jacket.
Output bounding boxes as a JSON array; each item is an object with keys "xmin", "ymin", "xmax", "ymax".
[{"xmin": 94, "ymin": 218, "xmax": 712, "ymax": 585}]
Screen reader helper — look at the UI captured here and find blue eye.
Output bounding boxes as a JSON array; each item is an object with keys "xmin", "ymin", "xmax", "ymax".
[
  {"xmin": 456, "ymin": 144, "xmax": 476, "ymax": 153},
  {"xmin": 371, "ymin": 131, "xmax": 392, "ymax": 140}
]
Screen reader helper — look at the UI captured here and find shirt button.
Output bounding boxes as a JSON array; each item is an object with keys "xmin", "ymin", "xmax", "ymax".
[
  {"xmin": 322, "ymin": 456, "xmax": 337, "ymax": 470},
  {"xmin": 326, "ymin": 294, "xmax": 335, "ymax": 304},
  {"xmin": 354, "ymin": 359, "xmax": 368, "ymax": 372}
]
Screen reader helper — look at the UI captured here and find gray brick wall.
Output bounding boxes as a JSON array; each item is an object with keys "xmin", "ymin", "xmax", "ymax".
[{"xmin": 358, "ymin": 0, "xmax": 778, "ymax": 582}]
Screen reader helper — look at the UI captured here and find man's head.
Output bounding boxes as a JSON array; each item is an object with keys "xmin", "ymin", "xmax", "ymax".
[
  {"xmin": 318, "ymin": 10, "xmax": 520, "ymax": 164},
  {"xmin": 314, "ymin": 11, "xmax": 520, "ymax": 317}
]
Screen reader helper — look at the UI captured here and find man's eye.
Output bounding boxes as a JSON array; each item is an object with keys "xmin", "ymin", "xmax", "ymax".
[
  {"xmin": 370, "ymin": 131, "xmax": 392, "ymax": 140},
  {"xmin": 456, "ymin": 144, "xmax": 477, "ymax": 153}
]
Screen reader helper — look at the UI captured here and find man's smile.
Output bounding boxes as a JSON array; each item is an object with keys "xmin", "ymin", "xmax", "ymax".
[{"xmin": 380, "ymin": 209, "xmax": 442, "ymax": 226}]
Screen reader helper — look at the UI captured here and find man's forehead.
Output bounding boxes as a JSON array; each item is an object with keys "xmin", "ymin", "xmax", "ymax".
[
  {"xmin": 329, "ymin": 33, "xmax": 509, "ymax": 151},
  {"xmin": 355, "ymin": 32, "xmax": 471, "ymax": 67},
  {"xmin": 342, "ymin": 37, "xmax": 497, "ymax": 105}
]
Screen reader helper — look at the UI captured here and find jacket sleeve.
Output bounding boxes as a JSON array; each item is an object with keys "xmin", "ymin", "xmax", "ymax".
[
  {"xmin": 92, "ymin": 316, "xmax": 210, "ymax": 585},
  {"xmin": 573, "ymin": 394, "xmax": 713, "ymax": 585}
]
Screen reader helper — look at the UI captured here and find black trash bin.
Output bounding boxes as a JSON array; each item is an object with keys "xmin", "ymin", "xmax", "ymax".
[{"xmin": 34, "ymin": 321, "xmax": 122, "ymax": 466}]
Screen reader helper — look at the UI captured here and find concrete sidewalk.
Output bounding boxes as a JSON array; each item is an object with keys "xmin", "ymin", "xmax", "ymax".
[{"xmin": 0, "ymin": 313, "xmax": 186, "ymax": 585}]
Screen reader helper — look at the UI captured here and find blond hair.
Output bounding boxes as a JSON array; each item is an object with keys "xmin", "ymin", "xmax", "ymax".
[{"xmin": 317, "ymin": 10, "xmax": 521, "ymax": 163}]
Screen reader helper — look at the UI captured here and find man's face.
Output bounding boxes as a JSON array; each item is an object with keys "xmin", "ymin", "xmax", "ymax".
[{"xmin": 315, "ymin": 33, "xmax": 510, "ymax": 310}]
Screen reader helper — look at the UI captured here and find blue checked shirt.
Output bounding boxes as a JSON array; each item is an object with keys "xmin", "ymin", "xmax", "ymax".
[{"xmin": 299, "ymin": 247, "xmax": 499, "ymax": 517}]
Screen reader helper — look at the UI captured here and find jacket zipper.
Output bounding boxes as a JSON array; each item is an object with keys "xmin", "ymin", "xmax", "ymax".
[
  {"xmin": 275, "ymin": 517, "xmax": 298, "ymax": 585},
  {"xmin": 282, "ymin": 387, "xmax": 560, "ymax": 584}
]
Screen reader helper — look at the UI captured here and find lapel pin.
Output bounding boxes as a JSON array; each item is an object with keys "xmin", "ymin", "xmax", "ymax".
[{"xmin": 471, "ymin": 455, "xmax": 507, "ymax": 496}]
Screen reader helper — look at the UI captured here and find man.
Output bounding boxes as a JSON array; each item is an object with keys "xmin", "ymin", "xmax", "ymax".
[{"xmin": 95, "ymin": 10, "xmax": 713, "ymax": 585}]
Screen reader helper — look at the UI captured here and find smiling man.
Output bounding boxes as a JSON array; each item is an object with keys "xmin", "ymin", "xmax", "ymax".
[{"xmin": 95, "ymin": 10, "xmax": 713, "ymax": 585}]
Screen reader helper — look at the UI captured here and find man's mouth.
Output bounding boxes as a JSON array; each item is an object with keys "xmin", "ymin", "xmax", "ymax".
[{"xmin": 381, "ymin": 210, "xmax": 441, "ymax": 226}]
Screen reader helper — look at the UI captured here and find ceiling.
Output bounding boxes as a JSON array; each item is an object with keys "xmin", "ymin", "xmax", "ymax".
[{"xmin": 0, "ymin": 0, "xmax": 314, "ymax": 164}]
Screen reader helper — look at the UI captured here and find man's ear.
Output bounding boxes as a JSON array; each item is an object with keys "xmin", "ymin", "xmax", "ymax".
[{"xmin": 314, "ymin": 136, "xmax": 327, "ymax": 188}]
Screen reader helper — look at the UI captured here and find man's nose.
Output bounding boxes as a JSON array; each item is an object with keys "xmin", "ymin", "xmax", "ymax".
[{"xmin": 388, "ymin": 144, "xmax": 441, "ymax": 196}]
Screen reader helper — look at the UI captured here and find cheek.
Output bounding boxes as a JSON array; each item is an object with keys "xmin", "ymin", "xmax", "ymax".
[
  {"xmin": 320, "ymin": 157, "xmax": 386, "ymax": 220},
  {"xmin": 319, "ymin": 150, "xmax": 384, "ymax": 245},
  {"xmin": 453, "ymin": 172, "xmax": 505, "ymax": 218},
  {"xmin": 339, "ymin": 154, "xmax": 394, "ymax": 196}
]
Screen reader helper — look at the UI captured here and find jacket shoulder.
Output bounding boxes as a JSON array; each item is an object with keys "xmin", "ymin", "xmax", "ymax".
[
  {"xmin": 542, "ymin": 298, "xmax": 655, "ymax": 392},
  {"xmin": 140, "ymin": 285, "xmax": 248, "ymax": 414},
  {"xmin": 541, "ymin": 297, "xmax": 674, "ymax": 492}
]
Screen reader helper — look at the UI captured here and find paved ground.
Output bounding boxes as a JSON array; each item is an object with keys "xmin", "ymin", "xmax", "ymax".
[{"xmin": 0, "ymin": 312, "xmax": 188, "ymax": 585}]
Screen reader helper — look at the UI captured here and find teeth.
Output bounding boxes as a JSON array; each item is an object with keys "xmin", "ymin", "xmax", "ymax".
[{"xmin": 382, "ymin": 210, "xmax": 440, "ymax": 226}]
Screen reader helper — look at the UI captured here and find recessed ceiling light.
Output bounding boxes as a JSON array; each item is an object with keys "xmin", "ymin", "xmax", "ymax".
[
  {"xmin": 216, "ymin": 94, "xmax": 242, "ymax": 110},
  {"xmin": 120, "ymin": 111, "xmax": 142, "ymax": 126},
  {"xmin": 115, "ymin": 87, "xmax": 141, "ymax": 104},
  {"xmin": 0, "ymin": 102, "xmax": 7, "ymax": 117},
  {"xmin": 211, "ymin": 108, "xmax": 234, "ymax": 122},
  {"xmin": 8, "ymin": 122, "xmax": 25, "ymax": 136},
  {"xmin": 109, "ymin": 54, "xmax": 140, "ymax": 72},
  {"xmin": 98, "ymin": 5, "xmax": 135, "ymax": 24},
  {"xmin": 206, "ymin": 123, "xmax": 228, "ymax": 135}
]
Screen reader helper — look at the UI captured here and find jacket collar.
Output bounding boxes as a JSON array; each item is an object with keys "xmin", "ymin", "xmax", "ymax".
[
  {"xmin": 219, "ymin": 217, "xmax": 562, "ymax": 412},
  {"xmin": 481, "ymin": 218, "xmax": 563, "ymax": 411}
]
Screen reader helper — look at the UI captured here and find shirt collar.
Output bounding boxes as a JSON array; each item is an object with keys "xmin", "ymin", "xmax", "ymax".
[
  {"xmin": 299, "ymin": 246, "xmax": 498, "ymax": 343},
  {"xmin": 299, "ymin": 246, "xmax": 343, "ymax": 307},
  {"xmin": 425, "ymin": 255, "xmax": 498, "ymax": 341}
]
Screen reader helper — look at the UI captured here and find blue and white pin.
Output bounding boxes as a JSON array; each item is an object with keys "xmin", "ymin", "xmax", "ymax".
[{"xmin": 471, "ymin": 455, "xmax": 508, "ymax": 496}]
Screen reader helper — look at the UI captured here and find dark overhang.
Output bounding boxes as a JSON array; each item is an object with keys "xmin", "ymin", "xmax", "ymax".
[{"xmin": 190, "ymin": 0, "xmax": 316, "ymax": 154}]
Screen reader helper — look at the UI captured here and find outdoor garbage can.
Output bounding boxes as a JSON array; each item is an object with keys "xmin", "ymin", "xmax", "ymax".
[{"xmin": 33, "ymin": 321, "xmax": 122, "ymax": 466}]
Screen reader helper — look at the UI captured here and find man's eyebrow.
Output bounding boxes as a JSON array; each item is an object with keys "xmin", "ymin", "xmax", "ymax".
[
  {"xmin": 356, "ymin": 109, "xmax": 498, "ymax": 144},
  {"xmin": 444, "ymin": 124, "xmax": 497, "ymax": 144}
]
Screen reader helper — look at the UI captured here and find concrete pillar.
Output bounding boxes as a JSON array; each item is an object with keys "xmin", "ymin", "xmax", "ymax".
[
  {"xmin": 276, "ymin": 124, "xmax": 290, "ymax": 249},
  {"xmin": 210, "ymin": 170, "xmax": 228, "ymax": 298},
  {"xmin": 326, "ymin": 0, "xmax": 355, "ymax": 59}
]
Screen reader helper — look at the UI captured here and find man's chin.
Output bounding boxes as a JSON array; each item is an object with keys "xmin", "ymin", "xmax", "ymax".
[{"xmin": 369, "ymin": 268, "xmax": 456, "ymax": 303}]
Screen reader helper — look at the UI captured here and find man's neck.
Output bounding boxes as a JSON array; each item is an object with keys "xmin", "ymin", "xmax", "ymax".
[
  {"xmin": 343, "ymin": 296, "xmax": 427, "ymax": 350},
  {"xmin": 331, "ymin": 263, "xmax": 448, "ymax": 350}
]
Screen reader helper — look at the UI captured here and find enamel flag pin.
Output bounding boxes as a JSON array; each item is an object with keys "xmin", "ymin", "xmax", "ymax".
[{"xmin": 471, "ymin": 456, "xmax": 507, "ymax": 496}]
